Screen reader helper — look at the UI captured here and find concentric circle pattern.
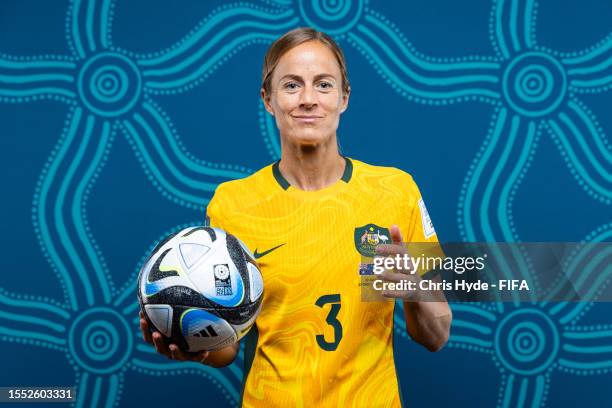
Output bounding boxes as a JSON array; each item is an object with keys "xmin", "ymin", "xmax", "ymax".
[
  {"xmin": 68, "ymin": 307, "xmax": 133, "ymax": 374},
  {"xmin": 298, "ymin": 0, "xmax": 364, "ymax": 35},
  {"xmin": 502, "ymin": 52, "xmax": 567, "ymax": 117},
  {"xmin": 78, "ymin": 52, "xmax": 142, "ymax": 117},
  {"xmin": 494, "ymin": 308, "xmax": 559, "ymax": 375}
]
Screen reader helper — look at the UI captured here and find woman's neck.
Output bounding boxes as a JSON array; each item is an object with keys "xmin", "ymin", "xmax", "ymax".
[{"xmin": 278, "ymin": 140, "xmax": 345, "ymax": 191}]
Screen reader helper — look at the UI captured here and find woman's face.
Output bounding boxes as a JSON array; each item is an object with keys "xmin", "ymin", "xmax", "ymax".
[{"xmin": 262, "ymin": 40, "xmax": 350, "ymax": 148}]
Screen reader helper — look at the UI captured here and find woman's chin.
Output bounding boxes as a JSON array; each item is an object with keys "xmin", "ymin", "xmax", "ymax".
[{"xmin": 287, "ymin": 131, "xmax": 332, "ymax": 147}]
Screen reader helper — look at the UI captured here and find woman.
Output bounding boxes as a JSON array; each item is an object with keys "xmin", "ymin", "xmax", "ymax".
[{"xmin": 140, "ymin": 27, "xmax": 452, "ymax": 407}]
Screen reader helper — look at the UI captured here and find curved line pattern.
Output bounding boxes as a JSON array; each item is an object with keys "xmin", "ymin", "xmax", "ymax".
[
  {"xmin": 563, "ymin": 34, "xmax": 612, "ymax": 92},
  {"xmin": 141, "ymin": 19, "xmax": 293, "ymax": 76},
  {"xmin": 547, "ymin": 117, "xmax": 612, "ymax": 202},
  {"xmin": 75, "ymin": 372, "xmax": 121, "ymax": 408},
  {"xmin": 143, "ymin": 30, "xmax": 296, "ymax": 91},
  {"xmin": 544, "ymin": 224, "xmax": 612, "ymax": 324},
  {"xmin": 558, "ymin": 327, "xmax": 612, "ymax": 374},
  {"xmin": 34, "ymin": 109, "xmax": 114, "ymax": 311},
  {"xmin": 130, "ymin": 345, "xmax": 241, "ymax": 405},
  {"xmin": 0, "ymin": 289, "xmax": 69, "ymax": 341},
  {"xmin": 347, "ymin": 30, "xmax": 501, "ymax": 103},
  {"xmin": 499, "ymin": 373, "xmax": 548, "ymax": 408},
  {"xmin": 67, "ymin": 0, "xmax": 114, "ymax": 57},
  {"xmin": 0, "ymin": 291, "xmax": 68, "ymax": 348},
  {"xmin": 0, "ymin": 56, "xmax": 76, "ymax": 102},
  {"xmin": 54, "ymin": 114, "xmax": 112, "ymax": 305},
  {"xmin": 138, "ymin": 6, "xmax": 294, "ymax": 66},
  {"xmin": 491, "ymin": 0, "xmax": 536, "ymax": 59},
  {"xmin": 449, "ymin": 304, "xmax": 497, "ymax": 352},
  {"xmin": 362, "ymin": 15, "xmax": 500, "ymax": 80},
  {"xmin": 0, "ymin": 325, "xmax": 66, "ymax": 347},
  {"xmin": 134, "ymin": 342, "xmax": 244, "ymax": 383},
  {"xmin": 0, "ymin": 307, "xmax": 65, "ymax": 333},
  {"xmin": 137, "ymin": 6, "xmax": 298, "ymax": 92},
  {"xmin": 459, "ymin": 109, "xmax": 538, "ymax": 296},
  {"xmin": 562, "ymin": 34, "xmax": 612, "ymax": 66},
  {"xmin": 559, "ymin": 261, "xmax": 612, "ymax": 325},
  {"xmin": 121, "ymin": 102, "xmax": 250, "ymax": 209},
  {"xmin": 141, "ymin": 100, "xmax": 250, "ymax": 179},
  {"xmin": 121, "ymin": 120, "xmax": 208, "ymax": 208},
  {"xmin": 365, "ymin": 13, "xmax": 502, "ymax": 71},
  {"xmin": 0, "ymin": 288, "xmax": 70, "ymax": 320}
]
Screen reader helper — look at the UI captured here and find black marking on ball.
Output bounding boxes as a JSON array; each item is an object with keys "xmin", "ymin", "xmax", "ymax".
[
  {"xmin": 151, "ymin": 231, "xmax": 179, "ymax": 255},
  {"xmin": 183, "ymin": 226, "xmax": 217, "ymax": 241},
  {"xmin": 226, "ymin": 233, "xmax": 251, "ymax": 302},
  {"xmin": 147, "ymin": 248, "xmax": 179, "ymax": 282},
  {"xmin": 146, "ymin": 285, "xmax": 215, "ymax": 309}
]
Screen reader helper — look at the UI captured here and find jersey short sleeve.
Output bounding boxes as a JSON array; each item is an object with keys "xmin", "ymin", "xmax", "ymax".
[
  {"xmin": 405, "ymin": 176, "xmax": 438, "ymax": 243},
  {"xmin": 205, "ymin": 184, "xmax": 230, "ymax": 231},
  {"xmin": 403, "ymin": 175, "xmax": 443, "ymax": 277}
]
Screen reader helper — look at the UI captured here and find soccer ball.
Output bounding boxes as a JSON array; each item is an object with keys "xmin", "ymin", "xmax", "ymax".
[{"xmin": 138, "ymin": 226, "xmax": 263, "ymax": 352}]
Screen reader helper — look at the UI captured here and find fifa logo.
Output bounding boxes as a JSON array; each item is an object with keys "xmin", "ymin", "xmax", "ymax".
[{"xmin": 213, "ymin": 264, "xmax": 232, "ymax": 296}]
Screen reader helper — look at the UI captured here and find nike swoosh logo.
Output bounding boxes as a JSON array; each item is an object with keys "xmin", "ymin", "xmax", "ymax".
[{"xmin": 253, "ymin": 244, "xmax": 285, "ymax": 259}]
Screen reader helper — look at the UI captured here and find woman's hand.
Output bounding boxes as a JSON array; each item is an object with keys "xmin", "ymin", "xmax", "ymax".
[
  {"xmin": 375, "ymin": 225, "xmax": 452, "ymax": 351},
  {"xmin": 375, "ymin": 225, "xmax": 422, "ymax": 301},
  {"xmin": 139, "ymin": 311, "xmax": 239, "ymax": 366}
]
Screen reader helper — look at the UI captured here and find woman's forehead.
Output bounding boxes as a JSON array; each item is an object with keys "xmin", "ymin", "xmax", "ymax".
[{"xmin": 275, "ymin": 41, "xmax": 341, "ymax": 78}]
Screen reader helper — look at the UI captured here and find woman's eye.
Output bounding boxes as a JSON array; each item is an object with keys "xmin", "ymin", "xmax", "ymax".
[
  {"xmin": 284, "ymin": 82, "xmax": 299, "ymax": 90},
  {"xmin": 318, "ymin": 82, "xmax": 333, "ymax": 90}
]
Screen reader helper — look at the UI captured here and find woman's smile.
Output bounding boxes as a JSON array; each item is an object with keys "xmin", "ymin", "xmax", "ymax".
[{"xmin": 292, "ymin": 115, "xmax": 323, "ymax": 123}]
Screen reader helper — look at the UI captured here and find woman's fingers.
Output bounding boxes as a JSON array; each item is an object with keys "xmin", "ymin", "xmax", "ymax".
[
  {"xmin": 152, "ymin": 332, "xmax": 171, "ymax": 358},
  {"xmin": 140, "ymin": 311, "xmax": 212, "ymax": 364},
  {"xmin": 169, "ymin": 345, "xmax": 211, "ymax": 364},
  {"xmin": 139, "ymin": 317, "xmax": 153, "ymax": 344},
  {"xmin": 169, "ymin": 344, "xmax": 192, "ymax": 361},
  {"xmin": 198, "ymin": 351, "xmax": 211, "ymax": 364},
  {"xmin": 169, "ymin": 344, "xmax": 183, "ymax": 360},
  {"xmin": 389, "ymin": 224, "xmax": 404, "ymax": 245}
]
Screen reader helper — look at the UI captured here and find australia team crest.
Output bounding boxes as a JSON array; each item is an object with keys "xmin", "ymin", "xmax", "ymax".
[{"xmin": 354, "ymin": 224, "xmax": 391, "ymax": 257}]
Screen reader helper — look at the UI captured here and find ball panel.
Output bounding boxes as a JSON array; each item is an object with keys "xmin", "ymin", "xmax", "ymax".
[
  {"xmin": 189, "ymin": 238, "xmax": 246, "ymax": 308},
  {"xmin": 180, "ymin": 308, "xmax": 237, "ymax": 352},
  {"xmin": 178, "ymin": 242, "xmax": 211, "ymax": 269},
  {"xmin": 247, "ymin": 262, "xmax": 263, "ymax": 303},
  {"xmin": 144, "ymin": 304, "xmax": 173, "ymax": 337}
]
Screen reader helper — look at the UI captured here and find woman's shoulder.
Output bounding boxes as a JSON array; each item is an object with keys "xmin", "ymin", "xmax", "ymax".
[
  {"xmin": 209, "ymin": 163, "xmax": 276, "ymax": 207},
  {"xmin": 351, "ymin": 157, "xmax": 416, "ymax": 184}
]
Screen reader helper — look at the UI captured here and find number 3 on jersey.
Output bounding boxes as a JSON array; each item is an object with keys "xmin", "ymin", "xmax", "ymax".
[{"xmin": 315, "ymin": 294, "xmax": 343, "ymax": 351}]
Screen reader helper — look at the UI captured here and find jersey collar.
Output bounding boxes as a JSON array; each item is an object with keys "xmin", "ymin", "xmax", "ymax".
[{"xmin": 272, "ymin": 156, "xmax": 353, "ymax": 191}]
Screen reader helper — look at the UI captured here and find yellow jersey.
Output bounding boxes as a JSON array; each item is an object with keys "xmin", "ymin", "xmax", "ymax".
[{"xmin": 206, "ymin": 157, "xmax": 438, "ymax": 407}]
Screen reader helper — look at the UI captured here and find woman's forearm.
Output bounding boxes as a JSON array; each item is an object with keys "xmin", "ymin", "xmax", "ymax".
[{"xmin": 403, "ymin": 298, "xmax": 452, "ymax": 352}]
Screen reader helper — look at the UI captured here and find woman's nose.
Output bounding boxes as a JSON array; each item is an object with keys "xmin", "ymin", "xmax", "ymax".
[{"xmin": 299, "ymin": 85, "xmax": 316, "ymax": 107}]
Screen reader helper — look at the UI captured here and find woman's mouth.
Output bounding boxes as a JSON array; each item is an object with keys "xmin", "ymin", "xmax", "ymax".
[{"xmin": 293, "ymin": 115, "xmax": 322, "ymax": 123}]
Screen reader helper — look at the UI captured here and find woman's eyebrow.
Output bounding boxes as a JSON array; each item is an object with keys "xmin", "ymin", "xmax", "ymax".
[{"xmin": 279, "ymin": 73, "xmax": 336, "ymax": 82}]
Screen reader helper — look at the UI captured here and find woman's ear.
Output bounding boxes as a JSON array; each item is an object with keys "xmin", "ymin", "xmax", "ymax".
[
  {"xmin": 340, "ymin": 86, "xmax": 351, "ymax": 113},
  {"xmin": 261, "ymin": 88, "xmax": 274, "ymax": 116}
]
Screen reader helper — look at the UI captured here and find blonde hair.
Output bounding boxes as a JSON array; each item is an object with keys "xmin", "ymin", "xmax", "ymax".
[{"xmin": 261, "ymin": 27, "xmax": 350, "ymax": 96}]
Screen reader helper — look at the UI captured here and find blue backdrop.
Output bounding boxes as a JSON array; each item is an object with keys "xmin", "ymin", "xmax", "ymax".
[{"xmin": 1, "ymin": 0, "xmax": 610, "ymax": 407}]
